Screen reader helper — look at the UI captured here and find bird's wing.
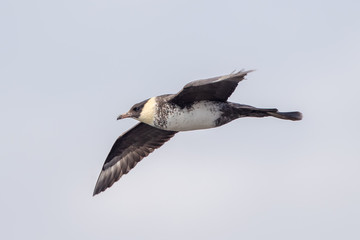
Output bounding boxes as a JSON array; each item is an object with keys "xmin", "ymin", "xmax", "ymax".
[
  {"xmin": 93, "ymin": 123, "xmax": 177, "ymax": 195},
  {"xmin": 169, "ymin": 70, "xmax": 253, "ymax": 108}
]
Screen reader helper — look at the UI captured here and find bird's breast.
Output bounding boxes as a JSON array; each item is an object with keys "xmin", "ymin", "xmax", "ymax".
[{"xmin": 153, "ymin": 101, "xmax": 223, "ymax": 131}]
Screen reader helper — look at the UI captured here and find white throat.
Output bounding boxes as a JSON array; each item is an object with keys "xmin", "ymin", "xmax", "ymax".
[{"xmin": 138, "ymin": 97, "xmax": 157, "ymax": 125}]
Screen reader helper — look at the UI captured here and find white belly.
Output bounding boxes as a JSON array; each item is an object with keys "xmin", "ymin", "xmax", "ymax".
[{"xmin": 154, "ymin": 101, "xmax": 222, "ymax": 131}]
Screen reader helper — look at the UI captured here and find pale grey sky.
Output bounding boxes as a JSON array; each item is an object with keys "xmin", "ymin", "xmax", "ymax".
[{"xmin": 1, "ymin": 0, "xmax": 359, "ymax": 239}]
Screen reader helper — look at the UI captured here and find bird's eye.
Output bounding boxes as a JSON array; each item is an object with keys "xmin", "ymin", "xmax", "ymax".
[{"xmin": 133, "ymin": 107, "xmax": 140, "ymax": 111}]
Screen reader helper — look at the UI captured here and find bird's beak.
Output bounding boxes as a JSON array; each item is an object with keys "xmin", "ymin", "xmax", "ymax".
[{"xmin": 117, "ymin": 112, "xmax": 132, "ymax": 120}]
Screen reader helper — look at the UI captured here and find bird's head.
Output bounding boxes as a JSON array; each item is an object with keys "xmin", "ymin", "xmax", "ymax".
[{"xmin": 117, "ymin": 97, "xmax": 156, "ymax": 125}]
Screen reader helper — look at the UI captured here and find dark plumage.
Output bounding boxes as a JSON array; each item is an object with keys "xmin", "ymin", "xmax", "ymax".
[
  {"xmin": 93, "ymin": 70, "xmax": 302, "ymax": 195},
  {"xmin": 93, "ymin": 123, "xmax": 176, "ymax": 195},
  {"xmin": 170, "ymin": 70, "xmax": 251, "ymax": 107}
]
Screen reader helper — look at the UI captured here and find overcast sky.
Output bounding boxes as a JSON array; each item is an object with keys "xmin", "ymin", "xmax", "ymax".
[{"xmin": 1, "ymin": 0, "xmax": 359, "ymax": 239}]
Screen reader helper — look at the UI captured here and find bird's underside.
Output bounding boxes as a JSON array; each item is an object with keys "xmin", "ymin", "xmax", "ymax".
[{"xmin": 93, "ymin": 70, "xmax": 302, "ymax": 195}]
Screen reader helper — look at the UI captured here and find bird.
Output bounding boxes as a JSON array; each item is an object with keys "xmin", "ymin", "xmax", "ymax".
[{"xmin": 93, "ymin": 70, "xmax": 302, "ymax": 195}]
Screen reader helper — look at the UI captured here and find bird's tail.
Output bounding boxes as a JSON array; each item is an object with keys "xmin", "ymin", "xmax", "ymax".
[
  {"xmin": 267, "ymin": 111, "xmax": 302, "ymax": 121},
  {"xmin": 229, "ymin": 103, "xmax": 302, "ymax": 121}
]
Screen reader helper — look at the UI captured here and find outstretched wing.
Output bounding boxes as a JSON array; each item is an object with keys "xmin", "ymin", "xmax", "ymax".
[
  {"xmin": 169, "ymin": 70, "xmax": 253, "ymax": 108},
  {"xmin": 93, "ymin": 123, "xmax": 177, "ymax": 195}
]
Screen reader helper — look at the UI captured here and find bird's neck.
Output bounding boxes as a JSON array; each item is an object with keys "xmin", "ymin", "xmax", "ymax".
[{"xmin": 138, "ymin": 97, "xmax": 157, "ymax": 125}]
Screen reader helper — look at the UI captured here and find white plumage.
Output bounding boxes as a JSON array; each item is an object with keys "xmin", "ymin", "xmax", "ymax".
[{"xmin": 154, "ymin": 101, "xmax": 222, "ymax": 131}]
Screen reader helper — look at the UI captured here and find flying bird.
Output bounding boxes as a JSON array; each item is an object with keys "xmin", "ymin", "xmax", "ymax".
[{"xmin": 93, "ymin": 70, "xmax": 302, "ymax": 195}]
